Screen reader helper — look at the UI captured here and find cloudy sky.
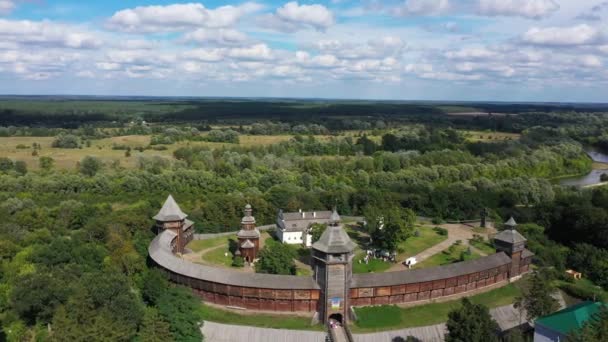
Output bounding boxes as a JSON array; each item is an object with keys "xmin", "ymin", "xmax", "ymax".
[{"xmin": 1, "ymin": 0, "xmax": 607, "ymax": 101}]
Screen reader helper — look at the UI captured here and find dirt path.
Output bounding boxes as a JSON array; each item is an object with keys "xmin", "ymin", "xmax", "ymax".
[{"xmin": 388, "ymin": 224, "xmax": 494, "ymax": 272}]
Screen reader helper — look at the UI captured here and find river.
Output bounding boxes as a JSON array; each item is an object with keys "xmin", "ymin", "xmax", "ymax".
[{"xmin": 559, "ymin": 148, "xmax": 608, "ymax": 187}]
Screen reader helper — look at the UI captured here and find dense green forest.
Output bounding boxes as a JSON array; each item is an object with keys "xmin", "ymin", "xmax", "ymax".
[{"xmin": 1, "ymin": 98, "xmax": 608, "ymax": 340}]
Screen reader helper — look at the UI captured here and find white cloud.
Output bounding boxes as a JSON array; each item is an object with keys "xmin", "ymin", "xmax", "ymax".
[
  {"xmin": 0, "ymin": 19, "xmax": 101, "ymax": 49},
  {"xmin": 445, "ymin": 47, "xmax": 497, "ymax": 60},
  {"xmin": 478, "ymin": 0, "xmax": 559, "ymax": 19},
  {"xmin": 227, "ymin": 44, "xmax": 273, "ymax": 60},
  {"xmin": 0, "ymin": 0, "xmax": 15, "ymax": 15},
  {"xmin": 182, "ymin": 48, "xmax": 225, "ymax": 62},
  {"xmin": 522, "ymin": 24, "xmax": 604, "ymax": 46},
  {"xmin": 183, "ymin": 28, "xmax": 248, "ymax": 46},
  {"xmin": 262, "ymin": 2, "xmax": 334, "ymax": 32},
  {"xmin": 107, "ymin": 2, "xmax": 262, "ymax": 33},
  {"xmin": 579, "ymin": 55, "xmax": 602, "ymax": 68},
  {"xmin": 394, "ymin": 0, "xmax": 450, "ymax": 16}
]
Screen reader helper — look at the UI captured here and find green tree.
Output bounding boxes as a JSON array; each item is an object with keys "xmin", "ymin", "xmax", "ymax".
[
  {"xmin": 445, "ymin": 298, "xmax": 499, "ymax": 342},
  {"xmin": 137, "ymin": 308, "xmax": 174, "ymax": 342},
  {"xmin": 156, "ymin": 287, "xmax": 203, "ymax": 342},
  {"xmin": 521, "ymin": 271, "xmax": 559, "ymax": 321},
  {"xmin": 0, "ymin": 157, "xmax": 13, "ymax": 172},
  {"xmin": 310, "ymin": 223, "xmax": 327, "ymax": 243},
  {"xmin": 9, "ymin": 272, "xmax": 70, "ymax": 325},
  {"xmin": 79, "ymin": 156, "xmax": 102, "ymax": 176},
  {"xmin": 14, "ymin": 160, "xmax": 27, "ymax": 175},
  {"xmin": 51, "ymin": 134, "xmax": 79, "ymax": 148},
  {"xmin": 255, "ymin": 240, "xmax": 296, "ymax": 275},
  {"xmin": 39, "ymin": 156, "xmax": 55, "ymax": 171}
]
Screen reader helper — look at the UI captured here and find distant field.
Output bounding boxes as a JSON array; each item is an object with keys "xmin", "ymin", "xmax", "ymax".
[
  {"xmin": 463, "ymin": 130, "xmax": 521, "ymax": 142},
  {"xmin": 0, "ymin": 132, "xmax": 383, "ymax": 170}
]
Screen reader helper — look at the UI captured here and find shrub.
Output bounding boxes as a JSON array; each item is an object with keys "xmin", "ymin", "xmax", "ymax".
[
  {"xmin": 557, "ymin": 282, "xmax": 606, "ymax": 302},
  {"xmin": 601, "ymin": 173, "xmax": 608, "ymax": 182},
  {"xmin": 52, "ymin": 134, "xmax": 79, "ymax": 148},
  {"xmin": 433, "ymin": 227, "xmax": 448, "ymax": 236},
  {"xmin": 15, "ymin": 144, "xmax": 29, "ymax": 149},
  {"xmin": 232, "ymin": 256, "xmax": 244, "ymax": 267}
]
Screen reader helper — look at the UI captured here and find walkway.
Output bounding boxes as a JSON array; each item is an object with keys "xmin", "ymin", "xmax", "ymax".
[
  {"xmin": 201, "ymin": 322, "xmax": 326, "ymax": 342},
  {"xmin": 388, "ymin": 223, "xmax": 494, "ymax": 272}
]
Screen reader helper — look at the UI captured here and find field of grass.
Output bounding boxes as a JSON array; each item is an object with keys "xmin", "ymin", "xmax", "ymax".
[
  {"xmin": 398, "ymin": 226, "xmax": 448, "ymax": 258},
  {"xmin": 468, "ymin": 239, "xmax": 496, "ymax": 255},
  {"xmin": 202, "ymin": 244, "xmax": 235, "ymax": 268},
  {"xmin": 352, "ymin": 282, "xmax": 523, "ymax": 332},
  {"xmin": 0, "ymin": 132, "xmax": 385, "ymax": 171},
  {"xmin": 198, "ymin": 304, "xmax": 323, "ymax": 331},
  {"xmin": 352, "ymin": 252, "xmax": 393, "ymax": 274},
  {"xmin": 187, "ymin": 236, "xmax": 232, "ymax": 253},
  {"xmin": 463, "ymin": 130, "xmax": 521, "ymax": 142},
  {"xmin": 414, "ymin": 244, "xmax": 481, "ymax": 269}
]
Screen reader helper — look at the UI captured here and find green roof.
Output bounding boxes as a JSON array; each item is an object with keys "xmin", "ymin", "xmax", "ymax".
[{"xmin": 536, "ymin": 301, "xmax": 606, "ymax": 335}]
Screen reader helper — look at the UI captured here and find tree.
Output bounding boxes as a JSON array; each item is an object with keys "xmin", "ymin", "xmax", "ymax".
[
  {"xmin": 255, "ymin": 240, "xmax": 296, "ymax": 275},
  {"xmin": 137, "ymin": 308, "xmax": 174, "ymax": 342},
  {"xmin": 445, "ymin": 298, "xmax": 499, "ymax": 342},
  {"xmin": 156, "ymin": 287, "xmax": 203, "ymax": 342},
  {"xmin": 79, "ymin": 156, "xmax": 102, "ymax": 176},
  {"xmin": 310, "ymin": 223, "xmax": 327, "ymax": 243},
  {"xmin": 521, "ymin": 271, "xmax": 559, "ymax": 321},
  {"xmin": 39, "ymin": 156, "xmax": 54, "ymax": 171},
  {"xmin": 568, "ymin": 305, "xmax": 608, "ymax": 342},
  {"xmin": 0, "ymin": 157, "xmax": 13, "ymax": 172},
  {"xmin": 52, "ymin": 134, "xmax": 79, "ymax": 148},
  {"xmin": 14, "ymin": 160, "xmax": 27, "ymax": 175}
]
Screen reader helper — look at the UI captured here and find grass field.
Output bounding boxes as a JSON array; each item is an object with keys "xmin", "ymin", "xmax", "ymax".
[
  {"xmin": 398, "ymin": 227, "xmax": 448, "ymax": 258},
  {"xmin": 352, "ymin": 252, "xmax": 393, "ymax": 274},
  {"xmin": 352, "ymin": 282, "xmax": 523, "ymax": 332},
  {"xmin": 196, "ymin": 303, "xmax": 323, "ymax": 331},
  {"xmin": 469, "ymin": 239, "xmax": 497, "ymax": 255},
  {"xmin": 0, "ymin": 132, "xmax": 382, "ymax": 170},
  {"xmin": 187, "ymin": 236, "xmax": 233, "ymax": 252},
  {"xmin": 414, "ymin": 244, "xmax": 481, "ymax": 269}
]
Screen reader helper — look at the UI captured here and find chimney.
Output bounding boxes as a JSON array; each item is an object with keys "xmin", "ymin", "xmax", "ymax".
[
  {"xmin": 299, "ymin": 209, "xmax": 302, "ymax": 213},
  {"xmin": 313, "ymin": 211, "xmax": 316, "ymax": 218},
  {"xmin": 302, "ymin": 212, "xmax": 305, "ymax": 218}
]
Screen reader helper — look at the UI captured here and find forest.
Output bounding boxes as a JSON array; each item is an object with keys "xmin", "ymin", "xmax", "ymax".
[{"xmin": 1, "ymin": 97, "xmax": 608, "ymax": 341}]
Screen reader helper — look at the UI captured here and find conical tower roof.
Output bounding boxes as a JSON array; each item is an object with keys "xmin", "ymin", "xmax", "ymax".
[
  {"xmin": 494, "ymin": 229, "xmax": 527, "ymax": 244},
  {"xmin": 153, "ymin": 195, "xmax": 187, "ymax": 221},
  {"xmin": 504, "ymin": 216, "xmax": 517, "ymax": 228},
  {"xmin": 329, "ymin": 208, "xmax": 341, "ymax": 223},
  {"xmin": 312, "ymin": 223, "xmax": 356, "ymax": 254}
]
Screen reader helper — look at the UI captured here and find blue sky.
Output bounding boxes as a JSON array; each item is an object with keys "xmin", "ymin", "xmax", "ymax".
[{"xmin": 1, "ymin": 0, "xmax": 607, "ymax": 101}]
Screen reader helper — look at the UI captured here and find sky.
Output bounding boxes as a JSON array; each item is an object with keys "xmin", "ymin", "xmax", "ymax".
[{"xmin": 0, "ymin": 0, "xmax": 607, "ymax": 102}]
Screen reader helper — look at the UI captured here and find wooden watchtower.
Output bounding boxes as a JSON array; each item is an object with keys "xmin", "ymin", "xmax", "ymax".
[{"xmin": 311, "ymin": 209, "xmax": 355, "ymax": 325}]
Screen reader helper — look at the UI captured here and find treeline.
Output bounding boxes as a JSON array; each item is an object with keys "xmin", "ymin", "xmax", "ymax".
[{"xmin": 0, "ymin": 197, "xmax": 203, "ymax": 341}]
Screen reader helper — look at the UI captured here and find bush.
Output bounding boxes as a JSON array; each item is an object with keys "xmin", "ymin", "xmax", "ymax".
[
  {"xmin": 52, "ymin": 134, "xmax": 79, "ymax": 148},
  {"xmin": 232, "ymin": 256, "xmax": 244, "ymax": 267},
  {"xmin": 557, "ymin": 282, "xmax": 606, "ymax": 302},
  {"xmin": 601, "ymin": 173, "xmax": 608, "ymax": 182},
  {"xmin": 15, "ymin": 144, "xmax": 29, "ymax": 149},
  {"xmin": 432, "ymin": 217, "xmax": 443, "ymax": 224},
  {"xmin": 433, "ymin": 227, "xmax": 448, "ymax": 236}
]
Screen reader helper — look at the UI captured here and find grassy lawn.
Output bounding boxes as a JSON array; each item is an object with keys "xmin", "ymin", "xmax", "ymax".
[
  {"xmin": 187, "ymin": 236, "xmax": 231, "ymax": 252},
  {"xmin": 198, "ymin": 304, "xmax": 323, "ymax": 331},
  {"xmin": 398, "ymin": 226, "xmax": 448, "ymax": 258},
  {"xmin": 202, "ymin": 244, "xmax": 235, "ymax": 267},
  {"xmin": 352, "ymin": 283, "xmax": 523, "ymax": 333},
  {"xmin": 352, "ymin": 252, "xmax": 393, "ymax": 274},
  {"xmin": 469, "ymin": 239, "xmax": 496, "ymax": 255},
  {"xmin": 414, "ymin": 244, "xmax": 481, "ymax": 269}
]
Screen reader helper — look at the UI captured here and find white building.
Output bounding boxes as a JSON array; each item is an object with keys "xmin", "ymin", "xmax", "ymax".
[{"xmin": 276, "ymin": 209, "xmax": 335, "ymax": 247}]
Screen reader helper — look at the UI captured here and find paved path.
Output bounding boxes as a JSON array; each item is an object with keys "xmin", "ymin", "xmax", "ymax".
[{"xmin": 201, "ymin": 321, "xmax": 327, "ymax": 342}]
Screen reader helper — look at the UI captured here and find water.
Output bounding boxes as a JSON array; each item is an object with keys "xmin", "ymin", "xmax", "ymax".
[{"xmin": 558, "ymin": 148, "xmax": 608, "ymax": 187}]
